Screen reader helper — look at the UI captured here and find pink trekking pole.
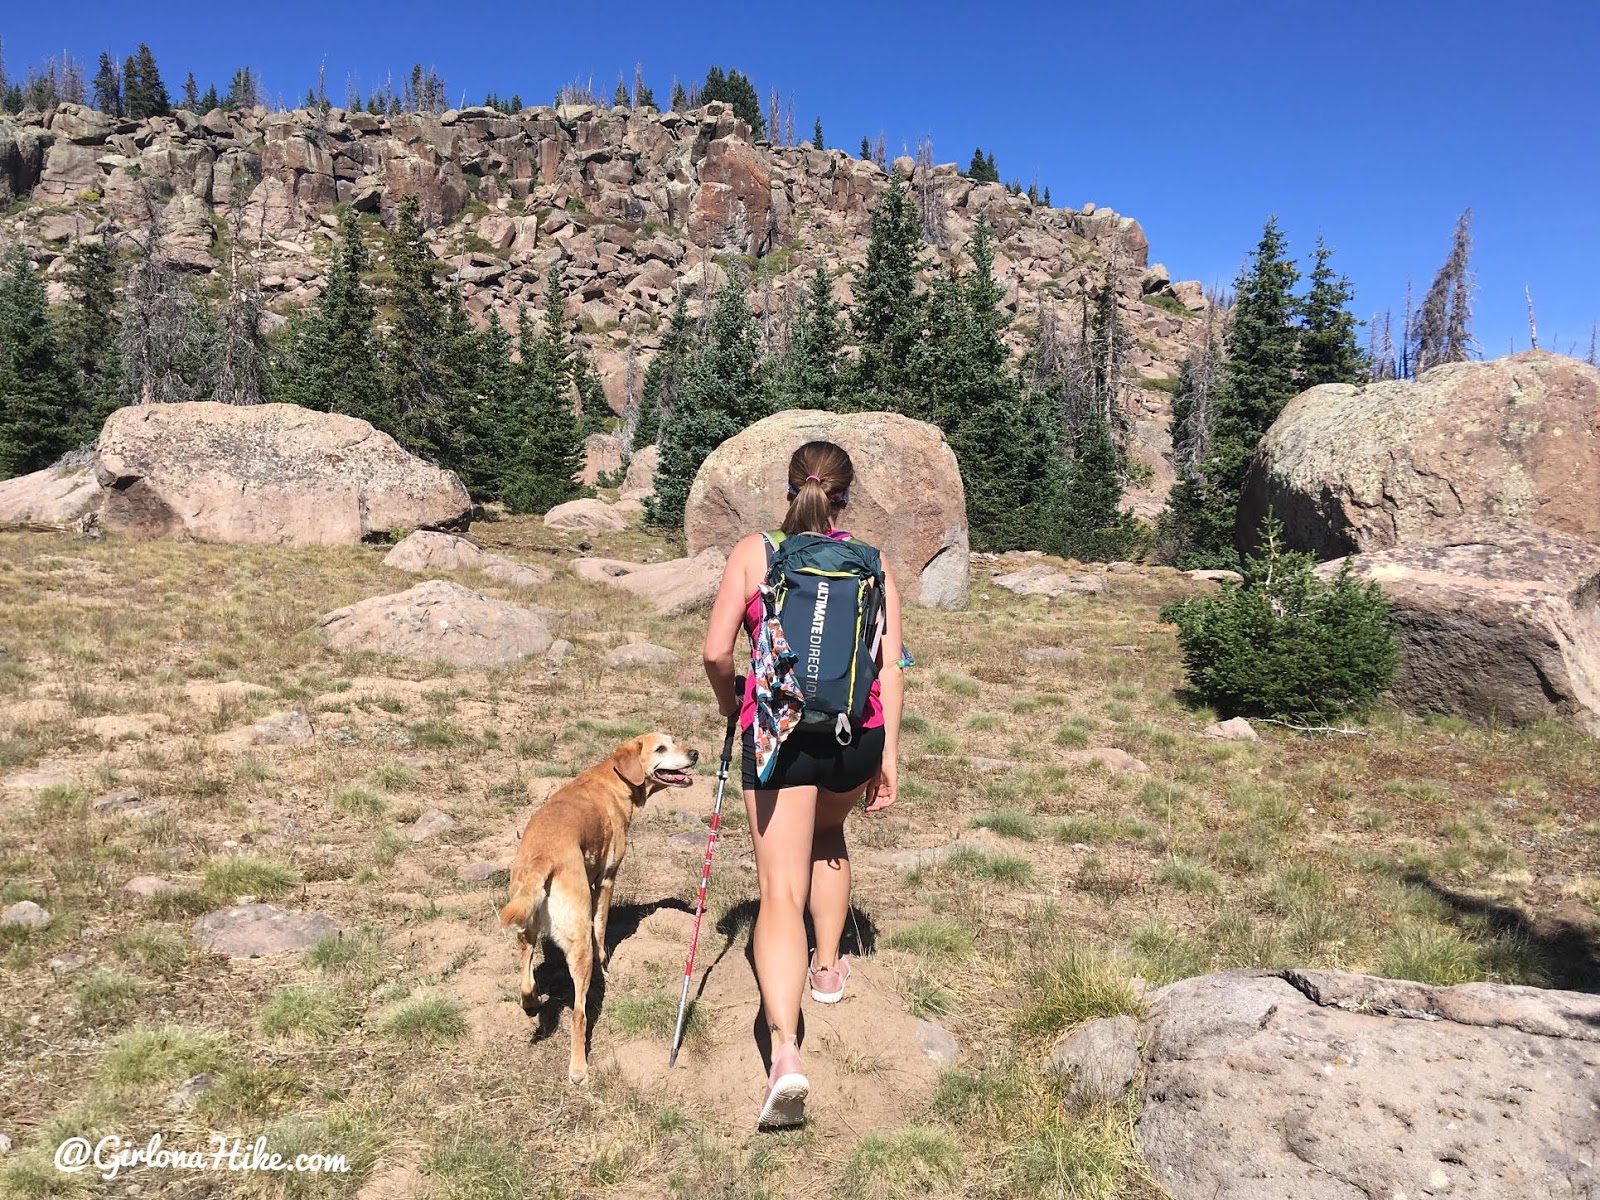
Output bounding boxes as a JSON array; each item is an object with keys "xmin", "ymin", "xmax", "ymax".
[{"xmin": 669, "ymin": 703, "xmax": 740, "ymax": 1068}]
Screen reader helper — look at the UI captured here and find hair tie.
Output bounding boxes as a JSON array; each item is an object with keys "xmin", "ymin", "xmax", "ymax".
[{"xmin": 805, "ymin": 474, "xmax": 822, "ymax": 484}]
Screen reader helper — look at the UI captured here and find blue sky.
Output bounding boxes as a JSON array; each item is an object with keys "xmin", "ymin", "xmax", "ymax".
[{"xmin": 5, "ymin": 0, "xmax": 1596, "ymax": 356}]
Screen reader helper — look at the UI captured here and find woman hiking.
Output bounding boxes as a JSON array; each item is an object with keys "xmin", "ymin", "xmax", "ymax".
[{"xmin": 703, "ymin": 439, "xmax": 905, "ymax": 1130}]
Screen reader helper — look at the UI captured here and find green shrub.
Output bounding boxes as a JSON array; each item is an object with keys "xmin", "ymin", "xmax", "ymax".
[{"xmin": 1160, "ymin": 517, "xmax": 1398, "ymax": 721}]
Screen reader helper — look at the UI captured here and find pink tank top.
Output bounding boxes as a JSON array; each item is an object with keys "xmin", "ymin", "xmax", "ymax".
[{"xmin": 738, "ymin": 531, "xmax": 885, "ymax": 732}]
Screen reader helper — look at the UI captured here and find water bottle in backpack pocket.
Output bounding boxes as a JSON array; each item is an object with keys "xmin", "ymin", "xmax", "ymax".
[{"xmin": 762, "ymin": 531, "xmax": 884, "ymax": 744}]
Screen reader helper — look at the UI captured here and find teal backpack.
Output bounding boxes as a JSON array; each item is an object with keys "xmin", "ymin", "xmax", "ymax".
[{"xmin": 762, "ymin": 531, "xmax": 885, "ymax": 743}]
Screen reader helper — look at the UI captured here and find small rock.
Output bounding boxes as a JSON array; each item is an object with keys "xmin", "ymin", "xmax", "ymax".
[
  {"xmin": 994, "ymin": 565, "xmax": 1106, "ymax": 599},
  {"xmin": 252, "ymin": 711, "xmax": 315, "ymax": 746},
  {"xmin": 916, "ymin": 1019, "xmax": 961, "ymax": 1066},
  {"xmin": 1, "ymin": 900, "xmax": 50, "ymax": 928},
  {"xmin": 1201, "ymin": 717, "xmax": 1259, "ymax": 742},
  {"xmin": 544, "ymin": 638, "xmax": 575, "ymax": 669},
  {"xmin": 166, "ymin": 1073, "xmax": 219, "ymax": 1111},
  {"xmin": 1186, "ymin": 569, "xmax": 1243, "ymax": 585},
  {"xmin": 1047, "ymin": 1014, "xmax": 1141, "ymax": 1105},
  {"xmin": 602, "ymin": 642, "xmax": 680, "ymax": 669},
  {"xmin": 544, "ymin": 497, "xmax": 626, "ymax": 532},
  {"xmin": 670, "ymin": 810, "xmax": 704, "ymax": 827},
  {"xmin": 47, "ymin": 953, "xmax": 89, "ymax": 973},
  {"xmin": 459, "ymin": 861, "xmax": 506, "ymax": 883},
  {"xmin": 91, "ymin": 787, "xmax": 143, "ymax": 811},
  {"xmin": 125, "ymin": 875, "xmax": 191, "ymax": 899},
  {"xmin": 1023, "ymin": 647, "xmax": 1084, "ymax": 664},
  {"xmin": 408, "ymin": 808, "xmax": 457, "ymax": 841},
  {"xmin": 670, "ymin": 830, "xmax": 708, "ymax": 852},
  {"xmin": 1106, "ymin": 561, "xmax": 1137, "ymax": 573},
  {"xmin": 0, "ymin": 1131, "xmax": 11, "ymax": 1154},
  {"xmin": 192, "ymin": 903, "xmax": 340, "ymax": 958},
  {"xmin": 217, "ymin": 710, "xmax": 314, "ymax": 751},
  {"xmin": 884, "ymin": 844, "xmax": 961, "ymax": 871},
  {"xmin": 1060, "ymin": 748, "xmax": 1149, "ymax": 773}
]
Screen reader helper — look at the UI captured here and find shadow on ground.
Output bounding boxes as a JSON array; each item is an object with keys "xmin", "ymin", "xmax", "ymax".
[
  {"xmin": 526, "ymin": 898, "xmax": 694, "ymax": 1044},
  {"xmin": 1408, "ymin": 873, "xmax": 1600, "ymax": 993}
]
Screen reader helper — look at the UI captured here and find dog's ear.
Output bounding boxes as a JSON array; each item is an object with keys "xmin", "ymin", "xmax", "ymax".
[{"xmin": 615, "ymin": 737, "xmax": 651, "ymax": 788}]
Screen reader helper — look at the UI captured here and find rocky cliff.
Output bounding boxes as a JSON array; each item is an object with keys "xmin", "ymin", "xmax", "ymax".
[{"xmin": 0, "ymin": 99, "xmax": 1206, "ymax": 513}]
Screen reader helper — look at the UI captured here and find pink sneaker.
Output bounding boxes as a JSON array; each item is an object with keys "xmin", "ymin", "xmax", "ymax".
[
  {"xmin": 809, "ymin": 953, "xmax": 852, "ymax": 1004},
  {"xmin": 757, "ymin": 1041, "xmax": 808, "ymax": 1130}
]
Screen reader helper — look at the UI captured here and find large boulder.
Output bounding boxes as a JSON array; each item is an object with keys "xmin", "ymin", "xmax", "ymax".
[
  {"xmin": 543, "ymin": 497, "xmax": 626, "ymax": 532},
  {"xmin": 1137, "ymin": 969, "xmax": 1600, "ymax": 1200},
  {"xmin": 572, "ymin": 548, "xmax": 726, "ymax": 615},
  {"xmin": 382, "ymin": 530, "xmax": 552, "ymax": 588},
  {"xmin": 314, "ymin": 579, "xmax": 552, "ymax": 667},
  {"xmin": 95, "ymin": 402, "xmax": 471, "ymax": 546},
  {"xmin": 684, "ymin": 410, "xmax": 969, "ymax": 609},
  {"xmin": 1320, "ymin": 520, "xmax": 1600, "ymax": 733},
  {"xmin": 1240, "ymin": 352, "xmax": 1600, "ymax": 558},
  {"xmin": 0, "ymin": 466, "xmax": 100, "ymax": 523}
]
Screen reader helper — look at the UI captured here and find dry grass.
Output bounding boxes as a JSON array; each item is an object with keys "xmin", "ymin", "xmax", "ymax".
[{"xmin": 0, "ymin": 527, "xmax": 1595, "ymax": 1198}]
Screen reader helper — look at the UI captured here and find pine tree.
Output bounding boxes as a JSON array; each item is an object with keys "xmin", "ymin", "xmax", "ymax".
[
  {"xmin": 1299, "ymin": 235, "xmax": 1364, "ymax": 388},
  {"xmin": 670, "ymin": 79, "xmax": 687, "ymax": 111},
  {"xmin": 849, "ymin": 176, "xmax": 924, "ymax": 408},
  {"xmin": 92, "ymin": 52, "xmax": 121, "ymax": 116},
  {"xmin": 812, "ymin": 118, "xmax": 824, "ymax": 150},
  {"xmin": 1167, "ymin": 217, "xmax": 1301, "ymax": 567},
  {"xmin": 700, "ymin": 66, "xmax": 765, "ymax": 138},
  {"xmin": 908, "ymin": 219, "xmax": 1057, "ymax": 550},
  {"xmin": 1413, "ymin": 209, "xmax": 1474, "ymax": 374},
  {"xmin": 182, "ymin": 71, "xmax": 199, "ymax": 110},
  {"xmin": 985, "ymin": 151, "xmax": 997, "ymax": 182},
  {"xmin": 784, "ymin": 263, "xmax": 842, "ymax": 409},
  {"xmin": 274, "ymin": 210, "xmax": 386, "ymax": 426},
  {"xmin": 637, "ymin": 293, "xmax": 691, "ymax": 449},
  {"xmin": 860, "ymin": 136, "xmax": 871, "ymax": 159},
  {"xmin": 0, "ymin": 248, "xmax": 76, "ymax": 476},
  {"xmin": 381, "ymin": 195, "xmax": 453, "ymax": 460},
  {"xmin": 225, "ymin": 67, "xmax": 258, "ymax": 111},
  {"xmin": 118, "ymin": 193, "xmax": 217, "ymax": 407},
  {"xmin": 199, "ymin": 83, "xmax": 219, "ymax": 112},
  {"xmin": 456, "ymin": 309, "xmax": 518, "ymax": 502},
  {"xmin": 573, "ymin": 348, "xmax": 610, "ymax": 437},
  {"xmin": 503, "ymin": 271, "xmax": 584, "ymax": 514},
  {"xmin": 648, "ymin": 275, "xmax": 768, "ymax": 528},
  {"xmin": 122, "ymin": 43, "xmax": 170, "ymax": 119},
  {"xmin": 58, "ymin": 240, "xmax": 122, "ymax": 445},
  {"xmin": 613, "ymin": 76, "xmax": 629, "ymax": 108}
]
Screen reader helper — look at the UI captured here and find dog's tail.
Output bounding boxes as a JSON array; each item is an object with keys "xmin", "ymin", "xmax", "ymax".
[{"xmin": 499, "ymin": 859, "xmax": 554, "ymax": 930}]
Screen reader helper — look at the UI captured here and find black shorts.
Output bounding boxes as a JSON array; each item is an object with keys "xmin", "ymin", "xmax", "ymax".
[{"xmin": 741, "ymin": 724, "xmax": 885, "ymax": 794}]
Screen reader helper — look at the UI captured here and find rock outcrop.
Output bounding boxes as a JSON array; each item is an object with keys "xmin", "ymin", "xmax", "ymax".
[
  {"xmin": 314, "ymin": 579, "xmax": 552, "ymax": 667},
  {"xmin": 543, "ymin": 497, "xmax": 627, "ymax": 532},
  {"xmin": 1136, "ymin": 969, "xmax": 1600, "ymax": 1200},
  {"xmin": 382, "ymin": 530, "xmax": 551, "ymax": 587},
  {"xmin": 0, "ymin": 465, "xmax": 100, "ymax": 523},
  {"xmin": 684, "ymin": 409, "xmax": 970, "ymax": 608},
  {"xmin": 95, "ymin": 402, "xmax": 471, "ymax": 546},
  {"xmin": 1240, "ymin": 352, "xmax": 1600, "ymax": 558},
  {"xmin": 1321, "ymin": 520, "xmax": 1600, "ymax": 733},
  {"xmin": 572, "ymin": 548, "xmax": 726, "ymax": 614},
  {"xmin": 0, "ymin": 100, "xmax": 1200, "ymax": 511}
]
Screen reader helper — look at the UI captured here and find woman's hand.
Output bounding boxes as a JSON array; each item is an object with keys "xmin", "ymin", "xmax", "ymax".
[
  {"xmin": 864, "ymin": 760, "xmax": 898, "ymax": 812},
  {"xmin": 718, "ymin": 676, "xmax": 744, "ymax": 719}
]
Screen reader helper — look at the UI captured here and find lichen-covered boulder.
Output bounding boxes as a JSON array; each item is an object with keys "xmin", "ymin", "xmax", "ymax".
[
  {"xmin": 1240, "ymin": 351, "xmax": 1600, "ymax": 558},
  {"xmin": 95, "ymin": 402, "xmax": 471, "ymax": 546}
]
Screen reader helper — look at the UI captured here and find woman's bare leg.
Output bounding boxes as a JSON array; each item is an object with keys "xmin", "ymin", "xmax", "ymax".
[
  {"xmin": 809, "ymin": 785, "xmax": 865, "ymax": 969},
  {"xmin": 746, "ymin": 784, "xmax": 818, "ymax": 1045}
]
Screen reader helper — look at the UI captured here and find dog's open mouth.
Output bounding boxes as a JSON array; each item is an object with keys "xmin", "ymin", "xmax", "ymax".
[{"xmin": 650, "ymin": 767, "xmax": 696, "ymax": 788}]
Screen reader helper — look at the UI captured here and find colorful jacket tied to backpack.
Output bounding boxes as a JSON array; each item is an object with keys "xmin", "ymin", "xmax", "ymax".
[{"xmin": 750, "ymin": 530, "xmax": 885, "ymax": 785}]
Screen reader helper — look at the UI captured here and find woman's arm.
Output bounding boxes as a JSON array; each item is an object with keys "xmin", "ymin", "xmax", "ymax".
[
  {"xmin": 866, "ymin": 562, "xmax": 904, "ymax": 812},
  {"xmin": 703, "ymin": 534, "xmax": 764, "ymax": 718}
]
